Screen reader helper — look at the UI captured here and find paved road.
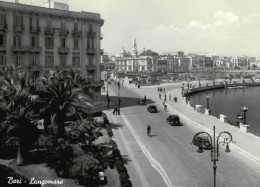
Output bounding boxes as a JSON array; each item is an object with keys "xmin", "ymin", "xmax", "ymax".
[{"xmin": 104, "ymin": 81, "xmax": 260, "ymax": 187}]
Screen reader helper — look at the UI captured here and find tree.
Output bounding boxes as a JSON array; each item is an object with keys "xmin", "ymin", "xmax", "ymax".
[
  {"xmin": 37, "ymin": 70, "xmax": 94, "ymax": 136},
  {"xmin": 0, "ymin": 70, "xmax": 39, "ymax": 165}
]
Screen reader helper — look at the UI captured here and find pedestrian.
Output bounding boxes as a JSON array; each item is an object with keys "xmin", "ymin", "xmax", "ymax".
[
  {"xmin": 164, "ymin": 88, "xmax": 165, "ymax": 93},
  {"xmin": 174, "ymin": 96, "xmax": 177, "ymax": 103},
  {"xmin": 159, "ymin": 93, "xmax": 161, "ymax": 99},
  {"xmin": 119, "ymin": 98, "xmax": 121, "ymax": 106},
  {"xmin": 169, "ymin": 94, "xmax": 171, "ymax": 100},
  {"xmin": 106, "ymin": 92, "xmax": 109, "ymax": 98},
  {"xmin": 147, "ymin": 125, "xmax": 151, "ymax": 137},
  {"xmin": 164, "ymin": 104, "xmax": 167, "ymax": 111},
  {"xmin": 144, "ymin": 95, "xmax": 146, "ymax": 102},
  {"xmin": 107, "ymin": 97, "xmax": 110, "ymax": 109}
]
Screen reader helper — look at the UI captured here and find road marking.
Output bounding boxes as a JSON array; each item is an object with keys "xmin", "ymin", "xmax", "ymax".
[
  {"xmin": 120, "ymin": 113, "xmax": 174, "ymax": 187},
  {"xmin": 110, "ymin": 115, "xmax": 150, "ymax": 187}
]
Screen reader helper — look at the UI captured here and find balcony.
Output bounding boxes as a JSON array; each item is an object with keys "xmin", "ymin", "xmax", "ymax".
[
  {"xmin": 59, "ymin": 29, "xmax": 69, "ymax": 36},
  {"xmin": 44, "ymin": 27, "xmax": 55, "ymax": 35},
  {"xmin": 72, "ymin": 29, "xmax": 82, "ymax": 37},
  {"xmin": 28, "ymin": 66, "xmax": 41, "ymax": 71},
  {"xmin": 58, "ymin": 47, "xmax": 70, "ymax": 54},
  {"xmin": 12, "ymin": 46, "xmax": 42, "ymax": 53},
  {"xmin": 13, "ymin": 25, "xmax": 24, "ymax": 32},
  {"xmin": 0, "ymin": 46, "xmax": 6, "ymax": 51},
  {"xmin": 87, "ymin": 31, "xmax": 96, "ymax": 39},
  {"xmin": 0, "ymin": 24, "xmax": 8, "ymax": 31},
  {"xmin": 86, "ymin": 64, "xmax": 96, "ymax": 71},
  {"xmin": 30, "ymin": 26, "xmax": 41, "ymax": 33},
  {"xmin": 86, "ymin": 48, "xmax": 96, "ymax": 55}
]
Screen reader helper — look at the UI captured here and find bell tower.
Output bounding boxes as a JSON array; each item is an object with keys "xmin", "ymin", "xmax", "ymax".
[{"xmin": 131, "ymin": 38, "xmax": 138, "ymax": 57}]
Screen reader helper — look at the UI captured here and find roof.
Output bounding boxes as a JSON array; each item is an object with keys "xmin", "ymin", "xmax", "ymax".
[{"xmin": 139, "ymin": 49, "xmax": 159, "ymax": 57}]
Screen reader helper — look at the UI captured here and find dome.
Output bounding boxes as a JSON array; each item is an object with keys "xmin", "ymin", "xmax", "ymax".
[{"xmin": 139, "ymin": 49, "xmax": 159, "ymax": 57}]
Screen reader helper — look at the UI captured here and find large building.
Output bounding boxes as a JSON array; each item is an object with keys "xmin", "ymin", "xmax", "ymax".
[
  {"xmin": 0, "ymin": 0, "xmax": 104, "ymax": 93},
  {"xmin": 114, "ymin": 39, "xmax": 159, "ymax": 73}
]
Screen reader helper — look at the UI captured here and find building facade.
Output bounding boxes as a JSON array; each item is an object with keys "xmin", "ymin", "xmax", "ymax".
[{"xmin": 0, "ymin": 1, "xmax": 104, "ymax": 92}]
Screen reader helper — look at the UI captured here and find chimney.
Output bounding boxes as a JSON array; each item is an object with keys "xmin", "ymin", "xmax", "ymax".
[
  {"xmin": 49, "ymin": 0, "xmax": 51, "ymax": 8},
  {"xmin": 15, "ymin": 0, "xmax": 19, "ymax": 3}
]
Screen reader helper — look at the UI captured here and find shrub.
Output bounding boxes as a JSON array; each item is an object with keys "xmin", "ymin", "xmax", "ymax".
[{"xmin": 69, "ymin": 154, "xmax": 102, "ymax": 186}]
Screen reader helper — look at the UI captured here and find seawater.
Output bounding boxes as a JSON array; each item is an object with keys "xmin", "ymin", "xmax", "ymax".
[{"xmin": 189, "ymin": 86, "xmax": 260, "ymax": 135}]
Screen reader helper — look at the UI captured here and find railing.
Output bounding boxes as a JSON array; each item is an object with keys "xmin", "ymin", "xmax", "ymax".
[
  {"xmin": 44, "ymin": 27, "xmax": 54, "ymax": 34},
  {"xmin": 0, "ymin": 24, "xmax": 8, "ymax": 30},
  {"xmin": 58, "ymin": 47, "xmax": 70, "ymax": 54},
  {"xmin": 30, "ymin": 26, "xmax": 41, "ymax": 33},
  {"xmin": 86, "ymin": 48, "xmax": 95, "ymax": 54},
  {"xmin": 59, "ymin": 29, "xmax": 69, "ymax": 36},
  {"xmin": 13, "ymin": 25, "xmax": 24, "ymax": 32},
  {"xmin": 72, "ymin": 29, "xmax": 82, "ymax": 37}
]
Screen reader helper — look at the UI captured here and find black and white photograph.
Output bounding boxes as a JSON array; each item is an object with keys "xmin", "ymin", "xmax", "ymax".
[{"xmin": 0, "ymin": 0, "xmax": 260, "ymax": 186}]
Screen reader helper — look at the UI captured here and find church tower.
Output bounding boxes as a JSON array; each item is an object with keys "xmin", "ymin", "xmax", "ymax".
[{"xmin": 131, "ymin": 38, "xmax": 138, "ymax": 57}]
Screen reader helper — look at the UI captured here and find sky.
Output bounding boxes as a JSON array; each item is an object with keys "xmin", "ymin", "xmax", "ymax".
[{"xmin": 4, "ymin": 0, "xmax": 260, "ymax": 57}]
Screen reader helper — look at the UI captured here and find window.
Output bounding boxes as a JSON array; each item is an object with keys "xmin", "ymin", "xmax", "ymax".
[
  {"xmin": 45, "ymin": 54, "xmax": 54, "ymax": 67},
  {"xmin": 61, "ymin": 37, "xmax": 66, "ymax": 48},
  {"xmin": 14, "ymin": 15, "xmax": 23, "ymax": 26},
  {"xmin": 31, "ymin": 36, "xmax": 38, "ymax": 47},
  {"xmin": 32, "ymin": 56, "xmax": 38, "ymax": 66},
  {"xmin": 74, "ymin": 38, "xmax": 79, "ymax": 49},
  {"xmin": 45, "ymin": 36, "xmax": 53, "ymax": 48},
  {"xmin": 72, "ymin": 56, "xmax": 80, "ymax": 66},
  {"xmin": 61, "ymin": 21, "xmax": 65, "ymax": 29},
  {"xmin": 88, "ymin": 55, "xmax": 93, "ymax": 66},
  {"xmin": 0, "ymin": 34, "xmax": 5, "ymax": 46},
  {"xmin": 0, "ymin": 14, "xmax": 6, "ymax": 26},
  {"xmin": 30, "ymin": 16, "xmax": 39, "ymax": 28},
  {"xmin": 60, "ymin": 55, "xmax": 66, "ymax": 66},
  {"xmin": 89, "ymin": 24, "xmax": 92, "ymax": 32},
  {"xmin": 16, "ymin": 56, "xmax": 21, "ymax": 67},
  {"xmin": 14, "ymin": 35, "xmax": 21, "ymax": 47},
  {"xmin": 47, "ymin": 19, "xmax": 51, "ymax": 28},
  {"xmin": 0, "ymin": 54, "xmax": 6, "ymax": 66},
  {"xmin": 74, "ymin": 22, "xmax": 78, "ymax": 30}
]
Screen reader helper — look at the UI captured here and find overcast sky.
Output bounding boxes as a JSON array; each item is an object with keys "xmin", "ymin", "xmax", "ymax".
[{"xmin": 5, "ymin": 0, "xmax": 260, "ymax": 57}]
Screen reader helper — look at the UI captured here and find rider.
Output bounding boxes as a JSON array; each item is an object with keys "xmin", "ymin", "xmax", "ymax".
[{"xmin": 147, "ymin": 125, "xmax": 151, "ymax": 137}]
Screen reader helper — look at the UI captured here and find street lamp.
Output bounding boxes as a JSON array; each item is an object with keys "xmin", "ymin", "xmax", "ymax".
[
  {"xmin": 206, "ymin": 95, "xmax": 210, "ymax": 109},
  {"xmin": 241, "ymin": 106, "xmax": 248, "ymax": 124},
  {"xmin": 192, "ymin": 126, "xmax": 235, "ymax": 187},
  {"xmin": 117, "ymin": 80, "xmax": 121, "ymax": 115}
]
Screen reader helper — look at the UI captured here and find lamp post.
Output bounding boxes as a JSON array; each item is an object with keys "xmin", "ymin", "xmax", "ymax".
[
  {"xmin": 242, "ymin": 106, "xmax": 248, "ymax": 124},
  {"xmin": 192, "ymin": 126, "xmax": 234, "ymax": 187},
  {"xmin": 106, "ymin": 70, "xmax": 109, "ymax": 96},
  {"xmin": 206, "ymin": 95, "xmax": 210, "ymax": 109},
  {"xmin": 117, "ymin": 80, "xmax": 121, "ymax": 115}
]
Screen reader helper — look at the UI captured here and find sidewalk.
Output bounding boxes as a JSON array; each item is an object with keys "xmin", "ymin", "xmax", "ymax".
[{"xmin": 167, "ymin": 87, "xmax": 260, "ymax": 164}]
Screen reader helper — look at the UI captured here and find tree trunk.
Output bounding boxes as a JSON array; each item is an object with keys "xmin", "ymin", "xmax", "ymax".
[{"xmin": 16, "ymin": 138, "xmax": 25, "ymax": 166}]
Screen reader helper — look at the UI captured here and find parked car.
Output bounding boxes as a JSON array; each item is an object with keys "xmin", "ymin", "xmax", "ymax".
[
  {"xmin": 166, "ymin": 115, "xmax": 181, "ymax": 126},
  {"xmin": 147, "ymin": 105, "xmax": 157, "ymax": 113},
  {"xmin": 192, "ymin": 136, "xmax": 211, "ymax": 150}
]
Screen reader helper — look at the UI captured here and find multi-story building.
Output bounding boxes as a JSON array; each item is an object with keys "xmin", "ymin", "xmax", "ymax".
[
  {"xmin": 114, "ymin": 39, "xmax": 159, "ymax": 73},
  {"xmin": 0, "ymin": 0, "xmax": 104, "ymax": 94}
]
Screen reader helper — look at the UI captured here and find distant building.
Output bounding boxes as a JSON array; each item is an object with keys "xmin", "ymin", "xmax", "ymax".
[{"xmin": 114, "ymin": 39, "xmax": 159, "ymax": 73}]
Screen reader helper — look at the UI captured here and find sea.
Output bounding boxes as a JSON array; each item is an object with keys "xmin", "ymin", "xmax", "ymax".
[{"xmin": 189, "ymin": 86, "xmax": 260, "ymax": 136}]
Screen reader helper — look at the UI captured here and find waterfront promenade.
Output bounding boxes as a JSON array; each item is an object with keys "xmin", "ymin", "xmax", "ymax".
[{"xmin": 103, "ymin": 80, "xmax": 260, "ymax": 186}]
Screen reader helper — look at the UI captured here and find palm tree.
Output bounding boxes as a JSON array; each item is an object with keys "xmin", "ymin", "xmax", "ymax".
[
  {"xmin": 0, "ymin": 71, "xmax": 39, "ymax": 165},
  {"xmin": 37, "ymin": 70, "xmax": 93, "ymax": 137}
]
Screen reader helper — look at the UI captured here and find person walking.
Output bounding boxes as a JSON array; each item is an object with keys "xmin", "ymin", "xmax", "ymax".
[
  {"xmin": 107, "ymin": 97, "xmax": 110, "ymax": 109},
  {"xmin": 147, "ymin": 125, "xmax": 151, "ymax": 137}
]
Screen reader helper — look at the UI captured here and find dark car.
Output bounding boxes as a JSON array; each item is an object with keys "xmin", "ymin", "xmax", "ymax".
[
  {"xmin": 147, "ymin": 105, "xmax": 157, "ymax": 113},
  {"xmin": 192, "ymin": 136, "xmax": 211, "ymax": 150},
  {"xmin": 166, "ymin": 115, "xmax": 181, "ymax": 126}
]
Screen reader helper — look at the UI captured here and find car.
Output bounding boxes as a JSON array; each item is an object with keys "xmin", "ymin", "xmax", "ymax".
[
  {"xmin": 166, "ymin": 115, "xmax": 181, "ymax": 126},
  {"xmin": 192, "ymin": 136, "xmax": 211, "ymax": 150},
  {"xmin": 147, "ymin": 105, "xmax": 157, "ymax": 113}
]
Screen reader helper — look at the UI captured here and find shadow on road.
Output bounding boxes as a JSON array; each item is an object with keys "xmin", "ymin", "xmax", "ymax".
[
  {"xmin": 121, "ymin": 155, "xmax": 132, "ymax": 165},
  {"xmin": 109, "ymin": 122, "xmax": 124, "ymax": 130},
  {"xmin": 149, "ymin": 135, "xmax": 157, "ymax": 138},
  {"xmin": 101, "ymin": 95, "xmax": 156, "ymax": 109}
]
